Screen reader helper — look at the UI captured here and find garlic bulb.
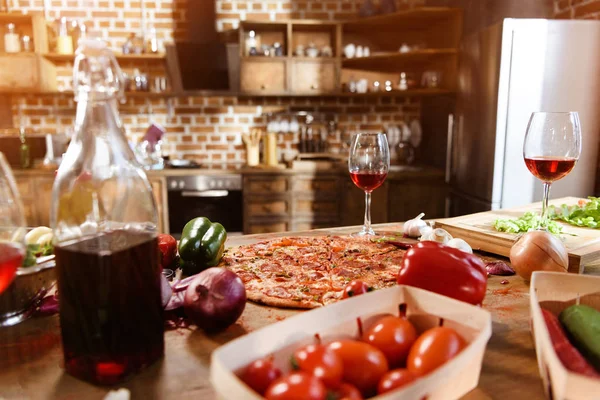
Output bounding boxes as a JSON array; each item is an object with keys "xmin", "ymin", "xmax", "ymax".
[
  {"xmin": 446, "ymin": 238, "xmax": 473, "ymax": 253},
  {"xmin": 420, "ymin": 228, "xmax": 453, "ymax": 245},
  {"xmin": 403, "ymin": 213, "xmax": 428, "ymax": 238}
]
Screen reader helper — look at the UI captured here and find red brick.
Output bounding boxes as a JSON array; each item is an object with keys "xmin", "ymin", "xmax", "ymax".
[
  {"xmin": 91, "ymin": 11, "xmax": 119, "ymax": 18},
  {"xmin": 221, "ymin": 2, "xmax": 233, "ymax": 10},
  {"xmin": 236, "ymin": 2, "xmax": 247, "ymax": 10},
  {"xmin": 245, "ymin": 13, "xmax": 271, "ymax": 20},
  {"xmin": 574, "ymin": 0, "xmax": 600, "ymax": 17},
  {"xmin": 305, "ymin": 12, "xmax": 329, "ymax": 19}
]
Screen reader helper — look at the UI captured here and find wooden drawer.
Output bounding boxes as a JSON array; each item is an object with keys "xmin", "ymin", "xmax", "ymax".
[
  {"xmin": 291, "ymin": 60, "xmax": 337, "ymax": 94},
  {"xmin": 247, "ymin": 200, "xmax": 288, "ymax": 217},
  {"xmin": 247, "ymin": 221, "xmax": 290, "ymax": 234},
  {"xmin": 240, "ymin": 60, "xmax": 286, "ymax": 94},
  {"xmin": 295, "ymin": 199, "xmax": 338, "ymax": 215},
  {"xmin": 293, "ymin": 177, "xmax": 338, "ymax": 193},
  {"xmin": 245, "ymin": 177, "xmax": 289, "ymax": 194}
]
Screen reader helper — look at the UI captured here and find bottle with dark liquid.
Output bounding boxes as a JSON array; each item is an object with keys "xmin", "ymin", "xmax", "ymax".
[{"xmin": 50, "ymin": 39, "xmax": 163, "ymax": 385}]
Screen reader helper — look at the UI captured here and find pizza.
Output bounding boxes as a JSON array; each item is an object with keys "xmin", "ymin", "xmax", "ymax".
[{"xmin": 219, "ymin": 235, "xmax": 407, "ymax": 309}]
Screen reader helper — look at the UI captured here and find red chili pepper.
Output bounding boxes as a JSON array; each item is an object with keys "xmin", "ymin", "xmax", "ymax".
[
  {"xmin": 396, "ymin": 241, "xmax": 487, "ymax": 305},
  {"xmin": 158, "ymin": 233, "xmax": 177, "ymax": 271}
]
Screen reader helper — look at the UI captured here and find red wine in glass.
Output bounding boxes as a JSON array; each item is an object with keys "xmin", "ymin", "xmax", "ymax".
[
  {"xmin": 0, "ymin": 242, "xmax": 25, "ymax": 293},
  {"xmin": 349, "ymin": 171, "xmax": 388, "ymax": 192},
  {"xmin": 524, "ymin": 156, "xmax": 577, "ymax": 182}
]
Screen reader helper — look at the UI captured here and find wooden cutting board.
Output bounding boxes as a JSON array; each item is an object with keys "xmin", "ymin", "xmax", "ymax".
[{"xmin": 434, "ymin": 197, "xmax": 600, "ymax": 274}]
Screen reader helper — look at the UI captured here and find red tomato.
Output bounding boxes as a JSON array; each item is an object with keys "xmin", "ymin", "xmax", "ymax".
[
  {"xmin": 291, "ymin": 344, "xmax": 343, "ymax": 388},
  {"xmin": 342, "ymin": 280, "xmax": 372, "ymax": 299},
  {"xmin": 327, "ymin": 339, "xmax": 389, "ymax": 397},
  {"xmin": 265, "ymin": 372, "xmax": 327, "ymax": 400},
  {"xmin": 407, "ymin": 327, "xmax": 466, "ymax": 376},
  {"xmin": 362, "ymin": 315, "xmax": 417, "ymax": 368},
  {"xmin": 377, "ymin": 368, "xmax": 416, "ymax": 394},
  {"xmin": 397, "ymin": 241, "xmax": 487, "ymax": 305},
  {"xmin": 240, "ymin": 356, "xmax": 282, "ymax": 395},
  {"xmin": 332, "ymin": 382, "xmax": 364, "ymax": 400},
  {"xmin": 157, "ymin": 233, "xmax": 178, "ymax": 270}
]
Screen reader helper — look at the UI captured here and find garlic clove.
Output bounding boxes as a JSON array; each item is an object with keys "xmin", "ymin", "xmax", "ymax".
[{"xmin": 446, "ymin": 238, "xmax": 473, "ymax": 254}]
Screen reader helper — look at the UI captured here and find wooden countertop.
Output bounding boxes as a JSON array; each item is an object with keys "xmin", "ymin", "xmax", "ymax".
[{"xmin": 0, "ymin": 223, "xmax": 541, "ymax": 400}]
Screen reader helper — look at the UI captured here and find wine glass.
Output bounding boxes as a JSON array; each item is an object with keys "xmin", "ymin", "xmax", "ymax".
[
  {"xmin": 0, "ymin": 152, "xmax": 26, "ymax": 294},
  {"xmin": 523, "ymin": 112, "xmax": 582, "ymax": 230},
  {"xmin": 348, "ymin": 132, "xmax": 390, "ymax": 236}
]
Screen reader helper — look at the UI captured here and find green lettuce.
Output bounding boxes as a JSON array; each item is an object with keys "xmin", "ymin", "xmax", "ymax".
[
  {"xmin": 551, "ymin": 197, "xmax": 600, "ymax": 228},
  {"xmin": 493, "ymin": 211, "xmax": 563, "ymax": 235}
]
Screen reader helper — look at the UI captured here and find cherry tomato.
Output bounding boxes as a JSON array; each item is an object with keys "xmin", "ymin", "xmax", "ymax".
[
  {"xmin": 397, "ymin": 241, "xmax": 487, "ymax": 305},
  {"xmin": 240, "ymin": 356, "xmax": 282, "ymax": 395},
  {"xmin": 343, "ymin": 280, "xmax": 372, "ymax": 299},
  {"xmin": 363, "ymin": 315, "xmax": 417, "ymax": 368},
  {"xmin": 291, "ymin": 344, "xmax": 343, "ymax": 388},
  {"xmin": 407, "ymin": 327, "xmax": 466, "ymax": 376},
  {"xmin": 331, "ymin": 382, "xmax": 364, "ymax": 400},
  {"xmin": 377, "ymin": 368, "xmax": 416, "ymax": 394},
  {"xmin": 265, "ymin": 371, "xmax": 327, "ymax": 400},
  {"xmin": 327, "ymin": 339, "xmax": 389, "ymax": 397}
]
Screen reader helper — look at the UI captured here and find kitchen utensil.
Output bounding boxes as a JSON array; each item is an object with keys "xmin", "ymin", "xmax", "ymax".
[
  {"xmin": 410, "ymin": 119, "xmax": 422, "ymax": 148},
  {"xmin": 356, "ymin": 45, "xmax": 364, "ymax": 58},
  {"xmin": 242, "ymin": 129, "xmax": 262, "ymax": 167}
]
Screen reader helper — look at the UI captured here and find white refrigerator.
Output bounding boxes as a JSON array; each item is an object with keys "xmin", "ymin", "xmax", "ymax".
[{"xmin": 448, "ymin": 18, "xmax": 600, "ymax": 216}]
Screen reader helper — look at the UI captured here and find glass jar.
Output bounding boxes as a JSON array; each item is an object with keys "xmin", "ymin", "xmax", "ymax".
[{"xmin": 50, "ymin": 38, "xmax": 163, "ymax": 385}]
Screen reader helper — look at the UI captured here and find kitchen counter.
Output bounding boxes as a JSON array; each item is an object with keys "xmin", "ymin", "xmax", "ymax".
[
  {"xmin": 12, "ymin": 164, "xmax": 444, "ymax": 179},
  {"xmin": 0, "ymin": 223, "xmax": 545, "ymax": 400}
]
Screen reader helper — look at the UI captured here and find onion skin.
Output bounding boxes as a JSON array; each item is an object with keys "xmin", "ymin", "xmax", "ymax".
[
  {"xmin": 509, "ymin": 231, "xmax": 568, "ymax": 281},
  {"xmin": 184, "ymin": 267, "xmax": 246, "ymax": 333}
]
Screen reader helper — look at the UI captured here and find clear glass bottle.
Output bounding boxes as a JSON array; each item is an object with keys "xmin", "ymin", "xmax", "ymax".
[
  {"xmin": 4, "ymin": 23, "xmax": 20, "ymax": 53},
  {"xmin": 50, "ymin": 39, "xmax": 163, "ymax": 385}
]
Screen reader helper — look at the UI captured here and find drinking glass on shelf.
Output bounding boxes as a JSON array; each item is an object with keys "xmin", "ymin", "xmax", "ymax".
[
  {"xmin": 348, "ymin": 132, "xmax": 390, "ymax": 236},
  {"xmin": 523, "ymin": 112, "xmax": 582, "ymax": 230},
  {"xmin": 0, "ymin": 152, "xmax": 26, "ymax": 294}
]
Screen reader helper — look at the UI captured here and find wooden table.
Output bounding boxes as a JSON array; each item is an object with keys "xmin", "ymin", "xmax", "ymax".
[{"xmin": 0, "ymin": 224, "xmax": 547, "ymax": 400}]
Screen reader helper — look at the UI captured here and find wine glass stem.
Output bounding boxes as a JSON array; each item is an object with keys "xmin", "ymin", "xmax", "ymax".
[
  {"xmin": 541, "ymin": 182, "xmax": 551, "ymax": 227},
  {"xmin": 364, "ymin": 191, "xmax": 372, "ymax": 233}
]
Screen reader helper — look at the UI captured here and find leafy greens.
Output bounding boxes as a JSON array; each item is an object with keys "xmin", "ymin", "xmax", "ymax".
[
  {"xmin": 551, "ymin": 197, "xmax": 600, "ymax": 228},
  {"xmin": 493, "ymin": 212, "xmax": 563, "ymax": 235}
]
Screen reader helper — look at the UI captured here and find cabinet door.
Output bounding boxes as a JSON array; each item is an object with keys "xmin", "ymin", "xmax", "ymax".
[
  {"xmin": 15, "ymin": 177, "xmax": 37, "ymax": 226},
  {"xmin": 240, "ymin": 60, "xmax": 286, "ymax": 94},
  {"xmin": 339, "ymin": 180, "xmax": 388, "ymax": 227},
  {"xmin": 35, "ymin": 177, "xmax": 55, "ymax": 227},
  {"xmin": 388, "ymin": 179, "xmax": 447, "ymax": 221},
  {"xmin": 149, "ymin": 177, "xmax": 168, "ymax": 234},
  {"xmin": 291, "ymin": 60, "xmax": 337, "ymax": 94}
]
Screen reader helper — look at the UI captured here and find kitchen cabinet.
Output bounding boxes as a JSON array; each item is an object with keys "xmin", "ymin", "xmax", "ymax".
[
  {"xmin": 243, "ymin": 169, "xmax": 445, "ymax": 234},
  {"xmin": 14, "ymin": 173, "xmax": 168, "ymax": 233},
  {"xmin": 240, "ymin": 59, "xmax": 287, "ymax": 94},
  {"xmin": 290, "ymin": 59, "xmax": 338, "ymax": 94}
]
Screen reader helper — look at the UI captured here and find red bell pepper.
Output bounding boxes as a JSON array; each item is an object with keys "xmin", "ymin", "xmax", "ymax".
[{"xmin": 397, "ymin": 241, "xmax": 487, "ymax": 305}]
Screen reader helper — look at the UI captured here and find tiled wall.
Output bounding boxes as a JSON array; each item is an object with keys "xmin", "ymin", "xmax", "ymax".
[
  {"xmin": 554, "ymin": 0, "xmax": 600, "ymax": 18},
  {"xmin": 8, "ymin": 0, "xmax": 423, "ymax": 167}
]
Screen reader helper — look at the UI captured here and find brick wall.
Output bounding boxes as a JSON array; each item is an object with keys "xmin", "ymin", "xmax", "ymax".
[
  {"xmin": 8, "ymin": 0, "xmax": 423, "ymax": 168},
  {"xmin": 555, "ymin": 0, "xmax": 600, "ymax": 18}
]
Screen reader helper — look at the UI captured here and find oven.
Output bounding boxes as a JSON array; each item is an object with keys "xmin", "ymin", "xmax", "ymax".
[{"xmin": 166, "ymin": 174, "xmax": 243, "ymax": 238}]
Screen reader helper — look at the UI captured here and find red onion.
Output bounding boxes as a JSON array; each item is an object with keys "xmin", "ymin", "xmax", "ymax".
[
  {"xmin": 184, "ymin": 267, "xmax": 246, "ymax": 333},
  {"xmin": 485, "ymin": 261, "xmax": 516, "ymax": 276},
  {"xmin": 161, "ymin": 274, "xmax": 173, "ymax": 309},
  {"xmin": 174, "ymin": 275, "xmax": 197, "ymax": 293},
  {"xmin": 165, "ymin": 291, "xmax": 185, "ymax": 311}
]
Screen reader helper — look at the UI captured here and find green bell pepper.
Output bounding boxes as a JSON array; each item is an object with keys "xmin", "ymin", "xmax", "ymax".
[{"xmin": 178, "ymin": 217, "xmax": 227, "ymax": 275}]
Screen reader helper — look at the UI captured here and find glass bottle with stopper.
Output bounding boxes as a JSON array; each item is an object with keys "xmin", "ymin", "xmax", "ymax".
[{"xmin": 50, "ymin": 38, "xmax": 163, "ymax": 385}]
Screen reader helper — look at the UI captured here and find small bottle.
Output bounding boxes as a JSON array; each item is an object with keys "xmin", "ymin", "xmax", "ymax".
[
  {"xmin": 246, "ymin": 30, "xmax": 257, "ymax": 56},
  {"xmin": 56, "ymin": 17, "xmax": 74, "ymax": 54},
  {"xmin": 4, "ymin": 23, "xmax": 21, "ymax": 53},
  {"xmin": 147, "ymin": 20, "xmax": 159, "ymax": 53},
  {"xmin": 19, "ymin": 128, "xmax": 30, "ymax": 169},
  {"xmin": 51, "ymin": 39, "xmax": 163, "ymax": 385},
  {"xmin": 20, "ymin": 35, "xmax": 32, "ymax": 52}
]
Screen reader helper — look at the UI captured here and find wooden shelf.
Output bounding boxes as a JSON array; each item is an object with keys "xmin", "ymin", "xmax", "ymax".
[
  {"xmin": 43, "ymin": 53, "xmax": 166, "ymax": 63},
  {"xmin": 342, "ymin": 49, "xmax": 457, "ymax": 71},
  {"xmin": 0, "ymin": 52, "xmax": 37, "ymax": 57},
  {"xmin": 342, "ymin": 7, "xmax": 463, "ymax": 32},
  {"xmin": 0, "ymin": 12, "xmax": 37, "ymax": 24},
  {"xmin": 3, "ymin": 88, "xmax": 454, "ymax": 98},
  {"xmin": 292, "ymin": 56, "xmax": 338, "ymax": 62}
]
